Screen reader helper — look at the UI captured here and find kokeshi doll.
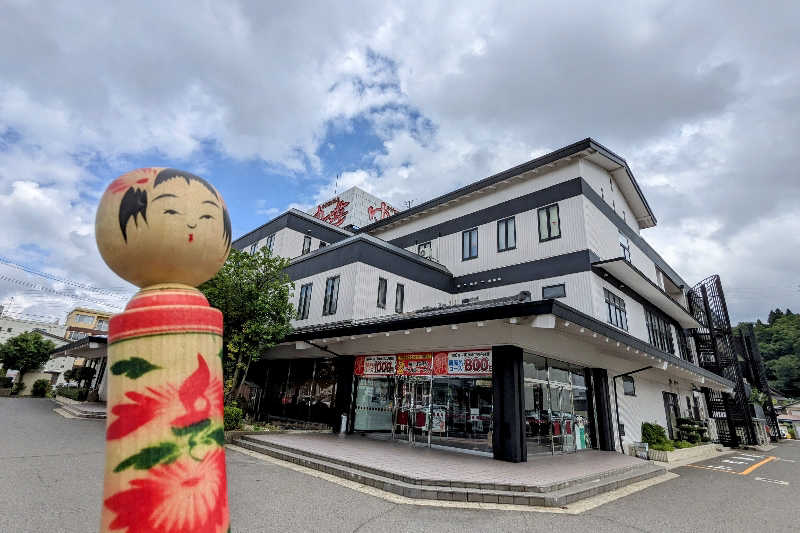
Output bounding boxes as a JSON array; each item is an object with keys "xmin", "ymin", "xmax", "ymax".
[{"xmin": 95, "ymin": 167, "xmax": 232, "ymax": 533}]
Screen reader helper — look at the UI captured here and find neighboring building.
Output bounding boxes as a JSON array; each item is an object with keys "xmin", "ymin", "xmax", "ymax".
[
  {"xmin": 64, "ymin": 307, "xmax": 112, "ymax": 341},
  {"xmin": 309, "ymin": 186, "xmax": 399, "ymax": 231},
  {"xmin": 0, "ymin": 314, "xmax": 66, "ymax": 344},
  {"xmin": 233, "ymin": 138, "xmax": 755, "ymax": 462},
  {"xmin": 47, "ymin": 336, "xmax": 109, "ymax": 401}
]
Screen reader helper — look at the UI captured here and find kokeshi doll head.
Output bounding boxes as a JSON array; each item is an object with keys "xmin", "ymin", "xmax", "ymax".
[{"xmin": 95, "ymin": 168, "xmax": 232, "ymax": 288}]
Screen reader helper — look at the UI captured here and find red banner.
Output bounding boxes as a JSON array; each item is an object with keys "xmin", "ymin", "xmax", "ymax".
[{"xmin": 354, "ymin": 350, "xmax": 492, "ymax": 377}]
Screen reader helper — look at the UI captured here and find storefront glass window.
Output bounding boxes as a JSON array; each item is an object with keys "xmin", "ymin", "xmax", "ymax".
[{"xmin": 353, "ymin": 377, "xmax": 394, "ymax": 431}]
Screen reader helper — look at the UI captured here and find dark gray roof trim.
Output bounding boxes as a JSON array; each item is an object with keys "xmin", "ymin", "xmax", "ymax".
[
  {"xmin": 386, "ymin": 178, "xmax": 583, "ymax": 250},
  {"xmin": 282, "ymin": 298, "xmax": 732, "ymax": 388},
  {"xmin": 285, "ymin": 234, "xmax": 453, "ymax": 291},
  {"xmin": 233, "ymin": 209, "xmax": 352, "ymax": 251},
  {"xmin": 48, "ymin": 335, "xmax": 107, "ymax": 355},
  {"xmin": 581, "ymin": 183, "xmax": 687, "ymax": 287},
  {"xmin": 453, "ymin": 250, "xmax": 598, "ymax": 293},
  {"xmin": 360, "ymin": 137, "xmax": 656, "ymax": 233}
]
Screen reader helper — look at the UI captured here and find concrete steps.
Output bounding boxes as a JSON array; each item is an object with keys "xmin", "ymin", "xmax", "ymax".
[
  {"xmin": 56, "ymin": 402, "xmax": 106, "ymax": 419},
  {"xmin": 234, "ymin": 435, "xmax": 666, "ymax": 507}
]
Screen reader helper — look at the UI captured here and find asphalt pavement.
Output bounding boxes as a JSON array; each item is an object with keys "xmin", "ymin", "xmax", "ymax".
[{"xmin": 1, "ymin": 397, "xmax": 798, "ymax": 532}]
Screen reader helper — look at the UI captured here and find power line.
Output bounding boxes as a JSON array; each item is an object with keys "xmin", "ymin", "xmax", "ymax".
[
  {"xmin": 0, "ymin": 256, "xmax": 131, "ymax": 298},
  {"xmin": 0, "ymin": 275, "xmax": 123, "ymax": 310}
]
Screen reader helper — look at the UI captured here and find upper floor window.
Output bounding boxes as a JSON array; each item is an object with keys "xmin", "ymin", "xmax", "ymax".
[
  {"xmin": 96, "ymin": 319, "xmax": 108, "ymax": 331},
  {"xmin": 622, "ymin": 375, "xmax": 635, "ymax": 396},
  {"xmin": 610, "ymin": 177, "xmax": 614, "ymax": 192},
  {"xmin": 418, "ymin": 241, "xmax": 432, "ymax": 259},
  {"xmin": 73, "ymin": 313, "xmax": 94, "ymax": 324},
  {"xmin": 462, "ymin": 228, "xmax": 478, "ymax": 260},
  {"xmin": 377, "ymin": 278, "xmax": 387, "ymax": 309},
  {"xmin": 676, "ymin": 328, "xmax": 692, "ymax": 362},
  {"xmin": 249, "ymin": 243, "xmax": 257, "ymax": 255},
  {"xmin": 604, "ymin": 288, "xmax": 628, "ymax": 331},
  {"xmin": 302, "ymin": 235, "xmax": 312, "ymax": 255},
  {"xmin": 265, "ymin": 233, "xmax": 276, "ymax": 253},
  {"xmin": 542, "ymin": 284, "xmax": 566, "ymax": 299},
  {"xmin": 619, "ymin": 231, "xmax": 631, "ymax": 262},
  {"xmin": 497, "ymin": 217, "xmax": 516, "ymax": 252},
  {"xmin": 538, "ymin": 204, "xmax": 561, "ymax": 242},
  {"xmin": 297, "ymin": 283, "xmax": 313, "ymax": 320},
  {"xmin": 395, "ymin": 283, "xmax": 405, "ymax": 313},
  {"xmin": 645, "ymin": 308, "xmax": 675, "ymax": 354},
  {"xmin": 322, "ymin": 276, "xmax": 340, "ymax": 316}
]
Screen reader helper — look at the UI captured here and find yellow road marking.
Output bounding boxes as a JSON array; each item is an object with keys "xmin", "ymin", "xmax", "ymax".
[{"xmin": 739, "ymin": 456, "xmax": 776, "ymax": 476}]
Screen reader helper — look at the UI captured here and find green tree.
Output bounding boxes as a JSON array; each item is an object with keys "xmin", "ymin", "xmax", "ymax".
[
  {"xmin": 766, "ymin": 354, "xmax": 800, "ymax": 398},
  {"xmin": 199, "ymin": 247, "xmax": 294, "ymax": 402},
  {"xmin": 0, "ymin": 331, "xmax": 56, "ymax": 383}
]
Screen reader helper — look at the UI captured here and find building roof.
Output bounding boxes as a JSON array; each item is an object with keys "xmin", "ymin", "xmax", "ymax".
[
  {"xmin": 233, "ymin": 208, "xmax": 353, "ymax": 249},
  {"xmin": 360, "ymin": 138, "xmax": 657, "ymax": 233},
  {"xmin": 48, "ymin": 335, "xmax": 107, "ymax": 357}
]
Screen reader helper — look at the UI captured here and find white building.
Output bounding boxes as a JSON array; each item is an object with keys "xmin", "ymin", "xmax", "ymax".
[
  {"xmin": 0, "ymin": 313, "xmax": 66, "ymax": 344},
  {"xmin": 233, "ymin": 138, "xmax": 733, "ymax": 461}
]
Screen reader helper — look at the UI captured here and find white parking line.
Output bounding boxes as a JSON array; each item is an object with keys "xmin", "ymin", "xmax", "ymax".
[
  {"xmin": 721, "ymin": 460, "xmax": 746, "ymax": 464},
  {"xmin": 754, "ymin": 477, "xmax": 789, "ymax": 486},
  {"xmin": 732, "ymin": 456, "xmax": 756, "ymax": 461}
]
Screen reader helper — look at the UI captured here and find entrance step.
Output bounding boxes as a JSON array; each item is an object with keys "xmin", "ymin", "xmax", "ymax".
[
  {"xmin": 233, "ymin": 436, "xmax": 666, "ymax": 507},
  {"xmin": 56, "ymin": 402, "xmax": 106, "ymax": 419}
]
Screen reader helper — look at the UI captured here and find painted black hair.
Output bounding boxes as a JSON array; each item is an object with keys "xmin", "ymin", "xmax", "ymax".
[{"xmin": 118, "ymin": 168, "xmax": 232, "ymax": 247}]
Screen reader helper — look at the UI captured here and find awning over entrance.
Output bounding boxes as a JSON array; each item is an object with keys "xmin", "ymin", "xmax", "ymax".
[
  {"xmin": 592, "ymin": 258, "xmax": 702, "ymax": 329},
  {"xmin": 273, "ymin": 298, "xmax": 733, "ymax": 392}
]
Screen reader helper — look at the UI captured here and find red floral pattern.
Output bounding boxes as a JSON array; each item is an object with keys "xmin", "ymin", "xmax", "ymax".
[
  {"xmin": 107, "ymin": 354, "xmax": 222, "ymax": 440},
  {"xmin": 105, "ymin": 448, "xmax": 228, "ymax": 533}
]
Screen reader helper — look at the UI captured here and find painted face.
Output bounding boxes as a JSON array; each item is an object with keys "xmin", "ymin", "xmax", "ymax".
[{"xmin": 95, "ymin": 168, "xmax": 231, "ymax": 288}]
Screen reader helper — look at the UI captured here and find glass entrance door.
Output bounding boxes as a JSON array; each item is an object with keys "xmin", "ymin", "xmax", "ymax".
[{"xmin": 393, "ymin": 377, "xmax": 431, "ymax": 445}]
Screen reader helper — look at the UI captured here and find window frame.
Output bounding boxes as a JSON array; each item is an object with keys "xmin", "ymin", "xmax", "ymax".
[
  {"xmin": 619, "ymin": 231, "xmax": 631, "ymax": 262},
  {"xmin": 319, "ymin": 241, "xmax": 327, "ymax": 249},
  {"xmin": 645, "ymin": 307, "xmax": 675, "ymax": 354},
  {"xmin": 249, "ymin": 243, "xmax": 257, "ymax": 255},
  {"xmin": 297, "ymin": 283, "xmax": 313, "ymax": 320},
  {"xmin": 462, "ymin": 228, "xmax": 479, "ymax": 260},
  {"xmin": 537, "ymin": 204, "xmax": 561, "ymax": 242},
  {"xmin": 395, "ymin": 283, "xmax": 405, "ymax": 313},
  {"xmin": 622, "ymin": 375, "xmax": 636, "ymax": 396},
  {"xmin": 604, "ymin": 288, "xmax": 629, "ymax": 331},
  {"xmin": 417, "ymin": 241, "xmax": 432, "ymax": 259},
  {"xmin": 497, "ymin": 216, "xmax": 516, "ymax": 252},
  {"xmin": 302, "ymin": 235, "xmax": 312, "ymax": 255},
  {"xmin": 265, "ymin": 233, "xmax": 276, "ymax": 253},
  {"xmin": 377, "ymin": 277, "xmax": 387, "ymax": 309},
  {"xmin": 322, "ymin": 276, "xmax": 340, "ymax": 316},
  {"xmin": 542, "ymin": 284, "xmax": 566, "ymax": 299}
]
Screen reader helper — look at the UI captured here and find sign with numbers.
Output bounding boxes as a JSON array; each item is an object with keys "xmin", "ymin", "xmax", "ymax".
[
  {"xmin": 354, "ymin": 355, "xmax": 396, "ymax": 376},
  {"xmin": 443, "ymin": 350, "xmax": 492, "ymax": 376}
]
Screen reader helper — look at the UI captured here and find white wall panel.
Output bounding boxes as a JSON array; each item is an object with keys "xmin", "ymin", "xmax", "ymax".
[
  {"xmin": 372, "ymin": 162, "xmax": 582, "ymax": 241},
  {"xmin": 591, "ymin": 274, "xmax": 650, "ymax": 344},
  {"xmin": 609, "ymin": 373, "xmax": 669, "ymax": 451},
  {"xmin": 351, "ymin": 264, "xmax": 452, "ymax": 320},
  {"xmin": 290, "ymin": 264, "xmax": 358, "ymax": 327},
  {"xmin": 579, "ymin": 159, "xmax": 639, "ymax": 233}
]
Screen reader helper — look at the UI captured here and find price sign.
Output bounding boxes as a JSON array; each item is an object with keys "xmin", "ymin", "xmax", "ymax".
[
  {"xmin": 358, "ymin": 355, "xmax": 396, "ymax": 376},
  {"xmin": 396, "ymin": 353, "xmax": 433, "ymax": 376},
  {"xmin": 446, "ymin": 350, "xmax": 492, "ymax": 376}
]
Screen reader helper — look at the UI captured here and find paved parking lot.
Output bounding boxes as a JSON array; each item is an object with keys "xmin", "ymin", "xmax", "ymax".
[{"xmin": 2, "ymin": 397, "xmax": 799, "ymax": 532}]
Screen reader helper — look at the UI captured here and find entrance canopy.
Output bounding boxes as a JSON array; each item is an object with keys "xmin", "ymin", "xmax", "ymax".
[{"xmin": 271, "ymin": 298, "xmax": 733, "ymax": 392}]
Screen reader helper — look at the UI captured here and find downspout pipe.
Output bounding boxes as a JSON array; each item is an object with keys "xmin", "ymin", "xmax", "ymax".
[{"xmin": 612, "ymin": 366, "xmax": 653, "ymax": 453}]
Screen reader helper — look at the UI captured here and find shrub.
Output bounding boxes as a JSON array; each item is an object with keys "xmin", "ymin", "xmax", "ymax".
[
  {"xmin": 31, "ymin": 379, "xmax": 51, "ymax": 397},
  {"xmin": 700, "ymin": 435, "xmax": 711, "ymax": 443},
  {"xmin": 673, "ymin": 440, "xmax": 694, "ymax": 449},
  {"xmin": 687, "ymin": 432, "xmax": 701, "ymax": 444},
  {"xmin": 641, "ymin": 422, "xmax": 669, "ymax": 445},
  {"xmin": 224, "ymin": 406, "xmax": 243, "ymax": 431},
  {"xmin": 0, "ymin": 376, "xmax": 13, "ymax": 388},
  {"xmin": 650, "ymin": 441, "xmax": 675, "ymax": 452},
  {"xmin": 55, "ymin": 386, "xmax": 88, "ymax": 401},
  {"xmin": 11, "ymin": 381, "xmax": 26, "ymax": 395}
]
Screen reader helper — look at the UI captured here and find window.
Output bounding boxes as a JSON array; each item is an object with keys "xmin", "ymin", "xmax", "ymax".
[
  {"xmin": 542, "ymin": 284, "xmax": 566, "ymax": 299},
  {"xmin": 265, "ymin": 233, "xmax": 276, "ymax": 253},
  {"xmin": 74, "ymin": 313, "xmax": 94, "ymax": 324},
  {"xmin": 297, "ymin": 283, "xmax": 313, "ymax": 320},
  {"xmin": 645, "ymin": 308, "xmax": 675, "ymax": 354},
  {"xmin": 622, "ymin": 375, "xmax": 635, "ymax": 396},
  {"xmin": 249, "ymin": 243, "xmax": 257, "ymax": 254},
  {"xmin": 319, "ymin": 241, "xmax": 327, "ymax": 249},
  {"xmin": 395, "ymin": 283, "xmax": 405, "ymax": 313},
  {"xmin": 538, "ymin": 204, "xmax": 560, "ymax": 241},
  {"xmin": 604, "ymin": 288, "xmax": 628, "ymax": 331},
  {"xmin": 322, "ymin": 276, "xmax": 340, "ymax": 315},
  {"xmin": 676, "ymin": 328, "xmax": 692, "ymax": 362},
  {"xmin": 96, "ymin": 319, "xmax": 108, "ymax": 331},
  {"xmin": 610, "ymin": 177, "xmax": 614, "ymax": 192},
  {"xmin": 377, "ymin": 278, "xmax": 387, "ymax": 309},
  {"xmin": 462, "ymin": 228, "xmax": 478, "ymax": 260},
  {"xmin": 497, "ymin": 217, "xmax": 516, "ymax": 252},
  {"xmin": 619, "ymin": 231, "xmax": 631, "ymax": 262},
  {"xmin": 417, "ymin": 241, "xmax": 432, "ymax": 259},
  {"xmin": 302, "ymin": 235, "xmax": 312, "ymax": 255}
]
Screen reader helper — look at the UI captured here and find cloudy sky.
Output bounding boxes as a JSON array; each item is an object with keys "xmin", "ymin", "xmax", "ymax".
[{"xmin": 0, "ymin": 1, "xmax": 798, "ymax": 324}]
